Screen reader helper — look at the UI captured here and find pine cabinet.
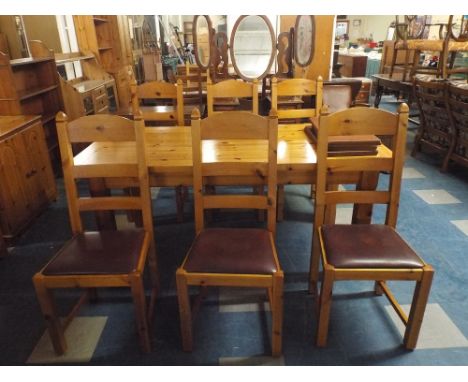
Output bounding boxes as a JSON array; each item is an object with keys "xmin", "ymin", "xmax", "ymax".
[{"xmin": 0, "ymin": 115, "xmax": 56, "ymax": 238}]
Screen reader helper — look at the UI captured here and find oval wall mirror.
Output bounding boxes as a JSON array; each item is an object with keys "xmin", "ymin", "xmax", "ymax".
[
  {"xmin": 294, "ymin": 15, "xmax": 315, "ymax": 67},
  {"xmin": 449, "ymin": 15, "xmax": 468, "ymax": 41},
  {"xmin": 229, "ymin": 15, "xmax": 275, "ymax": 81},
  {"xmin": 193, "ymin": 15, "xmax": 212, "ymax": 70}
]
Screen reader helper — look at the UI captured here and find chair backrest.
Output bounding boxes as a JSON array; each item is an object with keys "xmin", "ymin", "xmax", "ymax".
[
  {"xmin": 207, "ymin": 77, "xmax": 259, "ymax": 115},
  {"xmin": 271, "ymin": 77, "xmax": 323, "ymax": 121},
  {"xmin": 56, "ymin": 112, "xmax": 154, "ymax": 237},
  {"xmin": 447, "ymin": 82, "xmax": 468, "ymax": 165},
  {"xmin": 190, "ymin": 108, "xmax": 278, "ymax": 235},
  {"xmin": 323, "ymin": 84, "xmax": 352, "ymax": 113},
  {"xmin": 314, "ymin": 104, "xmax": 408, "ymax": 230},
  {"xmin": 131, "ymin": 80, "xmax": 184, "ymax": 126},
  {"xmin": 413, "ymin": 78, "xmax": 452, "ymax": 149}
]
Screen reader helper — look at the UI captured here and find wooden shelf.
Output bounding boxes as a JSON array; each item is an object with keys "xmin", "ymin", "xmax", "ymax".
[
  {"xmin": 55, "ymin": 55, "xmax": 95, "ymax": 66},
  {"xmin": 98, "ymin": 46, "xmax": 113, "ymax": 51},
  {"xmin": 18, "ymin": 85, "xmax": 58, "ymax": 101},
  {"xmin": 10, "ymin": 57, "xmax": 53, "ymax": 67}
]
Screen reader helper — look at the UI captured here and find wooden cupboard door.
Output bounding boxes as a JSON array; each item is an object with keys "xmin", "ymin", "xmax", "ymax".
[
  {"xmin": 0, "ymin": 137, "xmax": 31, "ymax": 235},
  {"xmin": 23, "ymin": 123, "xmax": 57, "ymax": 201}
]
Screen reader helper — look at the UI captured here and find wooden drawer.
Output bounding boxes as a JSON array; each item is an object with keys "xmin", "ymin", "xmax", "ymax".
[
  {"xmin": 94, "ymin": 95, "xmax": 108, "ymax": 111},
  {"xmin": 92, "ymin": 86, "xmax": 106, "ymax": 98}
]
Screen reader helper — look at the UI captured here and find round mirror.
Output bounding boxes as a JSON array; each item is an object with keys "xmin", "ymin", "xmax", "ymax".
[
  {"xmin": 230, "ymin": 15, "xmax": 275, "ymax": 81},
  {"xmin": 193, "ymin": 15, "xmax": 212, "ymax": 70},
  {"xmin": 294, "ymin": 15, "xmax": 315, "ymax": 67}
]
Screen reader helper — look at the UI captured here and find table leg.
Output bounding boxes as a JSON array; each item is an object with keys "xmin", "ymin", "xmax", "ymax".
[
  {"xmin": 352, "ymin": 172, "xmax": 379, "ymax": 224},
  {"xmin": 374, "ymin": 80, "xmax": 383, "ymax": 108},
  {"xmin": 88, "ymin": 178, "xmax": 117, "ymax": 230}
]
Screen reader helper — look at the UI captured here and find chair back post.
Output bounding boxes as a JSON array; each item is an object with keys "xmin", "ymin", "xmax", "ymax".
[
  {"xmin": 387, "ymin": 102, "xmax": 409, "ymax": 227},
  {"xmin": 176, "ymin": 79, "xmax": 185, "ymax": 126},
  {"xmin": 134, "ymin": 111, "xmax": 154, "ymax": 236},
  {"xmin": 316, "ymin": 76, "xmax": 323, "ymax": 116},
  {"xmin": 207, "ymin": 75, "xmax": 214, "ymax": 116},
  {"xmin": 267, "ymin": 107, "xmax": 278, "ymax": 234},
  {"xmin": 271, "ymin": 77, "xmax": 278, "ymax": 112},
  {"xmin": 252, "ymin": 79, "xmax": 259, "ymax": 114},
  {"xmin": 130, "ymin": 79, "xmax": 138, "ymax": 116},
  {"xmin": 190, "ymin": 108, "xmax": 204, "ymax": 234},
  {"xmin": 56, "ymin": 111, "xmax": 82, "ymax": 234}
]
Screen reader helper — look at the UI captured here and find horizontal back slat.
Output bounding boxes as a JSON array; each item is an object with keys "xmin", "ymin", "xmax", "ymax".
[
  {"xmin": 327, "ymin": 156, "xmax": 394, "ymax": 172},
  {"xmin": 324, "ymin": 190, "xmax": 390, "ymax": 205},
  {"xmin": 203, "ymin": 195, "xmax": 269, "ymax": 210},
  {"xmin": 67, "ymin": 114, "xmax": 135, "ymax": 143},
  {"xmin": 77, "ymin": 196, "xmax": 142, "ymax": 211},
  {"xmin": 202, "ymin": 162, "xmax": 268, "ymax": 178},
  {"xmin": 277, "ymin": 78, "xmax": 318, "ymax": 96},
  {"xmin": 201, "ymin": 112, "xmax": 269, "ymax": 140},
  {"xmin": 137, "ymin": 81, "xmax": 177, "ymax": 99},
  {"xmin": 211, "ymin": 79, "xmax": 254, "ymax": 97},
  {"xmin": 320, "ymin": 108, "xmax": 398, "ymax": 136},
  {"xmin": 278, "ymin": 108, "xmax": 316, "ymax": 119}
]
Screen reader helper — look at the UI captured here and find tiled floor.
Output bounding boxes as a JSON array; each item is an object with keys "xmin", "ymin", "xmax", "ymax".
[{"xmin": 2, "ymin": 97, "xmax": 468, "ymax": 367}]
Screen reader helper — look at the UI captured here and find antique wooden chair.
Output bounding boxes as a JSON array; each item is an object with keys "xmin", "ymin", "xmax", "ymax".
[
  {"xmin": 131, "ymin": 80, "xmax": 187, "ymax": 222},
  {"xmin": 411, "ymin": 78, "xmax": 453, "ymax": 171},
  {"xmin": 176, "ymin": 108, "xmax": 284, "ymax": 356},
  {"xmin": 207, "ymin": 77, "xmax": 259, "ymax": 115},
  {"xmin": 175, "ymin": 71, "xmax": 205, "ymax": 125},
  {"xmin": 310, "ymin": 104, "xmax": 434, "ymax": 349},
  {"xmin": 32, "ymin": 112, "xmax": 158, "ymax": 354},
  {"xmin": 131, "ymin": 80, "xmax": 184, "ymax": 126},
  {"xmin": 446, "ymin": 81, "xmax": 468, "ymax": 169},
  {"xmin": 271, "ymin": 76, "xmax": 323, "ymax": 220}
]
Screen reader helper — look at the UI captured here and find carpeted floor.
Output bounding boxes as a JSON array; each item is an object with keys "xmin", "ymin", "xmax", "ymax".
[{"xmin": 1, "ymin": 96, "xmax": 468, "ymax": 366}]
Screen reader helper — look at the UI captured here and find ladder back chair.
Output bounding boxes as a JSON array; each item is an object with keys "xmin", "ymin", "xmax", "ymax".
[
  {"xmin": 207, "ymin": 77, "xmax": 259, "ymax": 115},
  {"xmin": 32, "ymin": 112, "xmax": 158, "ymax": 354},
  {"xmin": 412, "ymin": 78, "xmax": 453, "ymax": 171},
  {"xmin": 132, "ymin": 80, "xmax": 184, "ymax": 126},
  {"xmin": 176, "ymin": 108, "xmax": 284, "ymax": 356},
  {"xmin": 310, "ymin": 104, "xmax": 434, "ymax": 349},
  {"xmin": 271, "ymin": 76, "xmax": 323, "ymax": 220},
  {"xmin": 131, "ymin": 80, "xmax": 187, "ymax": 222},
  {"xmin": 447, "ymin": 82, "xmax": 468, "ymax": 169}
]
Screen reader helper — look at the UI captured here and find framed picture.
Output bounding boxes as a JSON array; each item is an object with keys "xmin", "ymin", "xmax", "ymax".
[{"xmin": 353, "ymin": 19, "xmax": 361, "ymax": 27}]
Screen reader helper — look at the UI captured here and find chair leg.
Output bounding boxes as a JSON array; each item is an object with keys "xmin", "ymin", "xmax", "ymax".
[
  {"xmin": 175, "ymin": 186, "xmax": 185, "ymax": 223},
  {"xmin": 271, "ymin": 271, "xmax": 284, "ymax": 357},
  {"xmin": 147, "ymin": 244, "xmax": 159, "ymax": 323},
  {"xmin": 277, "ymin": 185, "xmax": 285, "ymax": 222},
  {"xmin": 33, "ymin": 274, "xmax": 67, "ymax": 355},
  {"xmin": 316, "ymin": 265, "xmax": 334, "ymax": 347},
  {"xmin": 130, "ymin": 274, "xmax": 151, "ymax": 353},
  {"xmin": 403, "ymin": 265, "xmax": 434, "ymax": 350},
  {"xmin": 176, "ymin": 268, "xmax": 193, "ymax": 352},
  {"xmin": 308, "ymin": 229, "xmax": 321, "ymax": 296}
]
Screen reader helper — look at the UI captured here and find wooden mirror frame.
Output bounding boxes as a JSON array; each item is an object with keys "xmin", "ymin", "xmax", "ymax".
[
  {"xmin": 229, "ymin": 15, "xmax": 276, "ymax": 82},
  {"xmin": 449, "ymin": 15, "xmax": 468, "ymax": 41},
  {"xmin": 294, "ymin": 15, "xmax": 315, "ymax": 67},
  {"xmin": 193, "ymin": 15, "xmax": 213, "ymax": 70}
]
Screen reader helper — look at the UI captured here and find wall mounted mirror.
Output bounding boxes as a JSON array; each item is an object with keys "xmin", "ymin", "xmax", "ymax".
[
  {"xmin": 193, "ymin": 15, "xmax": 212, "ymax": 70},
  {"xmin": 229, "ymin": 15, "xmax": 275, "ymax": 81},
  {"xmin": 294, "ymin": 15, "xmax": 315, "ymax": 67},
  {"xmin": 449, "ymin": 15, "xmax": 468, "ymax": 41}
]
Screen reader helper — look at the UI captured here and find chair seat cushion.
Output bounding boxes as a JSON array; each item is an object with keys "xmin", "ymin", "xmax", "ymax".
[
  {"xmin": 43, "ymin": 230, "xmax": 146, "ymax": 276},
  {"xmin": 320, "ymin": 225, "xmax": 425, "ymax": 269},
  {"xmin": 183, "ymin": 228, "xmax": 278, "ymax": 274}
]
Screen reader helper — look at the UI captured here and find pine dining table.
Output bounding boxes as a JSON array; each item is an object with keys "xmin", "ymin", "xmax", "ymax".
[{"xmin": 73, "ymin": 123, "xmax": 390, "ymax": 228}]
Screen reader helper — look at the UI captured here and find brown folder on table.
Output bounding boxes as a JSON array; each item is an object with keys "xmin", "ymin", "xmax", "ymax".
[{"xmin": 304, "ymin": 124, "xmax": 381, "ymax": 156}]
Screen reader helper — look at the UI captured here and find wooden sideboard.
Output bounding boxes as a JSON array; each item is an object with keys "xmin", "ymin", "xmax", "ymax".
[
  {"xmin": 0, "ymin": 115, "xmax": 57, "ymax": 239},
  {"xmin": 338, "ymin": 54, "xmax": 368, "ymax": 77}
]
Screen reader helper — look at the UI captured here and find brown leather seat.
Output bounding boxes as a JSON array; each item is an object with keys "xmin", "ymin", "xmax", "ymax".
[
  {"xmin": 321, "ymin": 225, "xmax": 425, "ymax": 269},
  {"xmin": 43, "ymin": 230, "xmax": 146, "ymax": 276},
  {"xmin": 184, "ymin": 228, "xmax": 277, "ymax": 274}
]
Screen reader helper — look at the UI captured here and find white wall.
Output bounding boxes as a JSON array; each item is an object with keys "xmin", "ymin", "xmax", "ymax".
[{"xmin": 346, "ymin": 15, "xmax": 451, "ymax": 43}]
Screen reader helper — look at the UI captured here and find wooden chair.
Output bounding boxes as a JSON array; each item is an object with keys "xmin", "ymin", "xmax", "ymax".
[
  {"xmin": 207, "ymin": 77, "xmax": 258, "ymax": 115},
  {"xmin": 310, "ymin": 104, "xmax": 434, "ymax": 349},
  {"xmin": 446, "ymin": 81, "xmax": 468, "ymax": 169},
  {"xmin": 412, "ymin": 78, "xmax": 453, "ymax": 171},
  {"xmin": 32, "ymin": 112, "xmax": 158, "ymax": 354},
  {"xmin": 176, "ymin": 108, "xmax": 284, "ymax": 356},
  {"xmin": 175, "ymin": 70, "xmax": 206, "ymax": 125},
  {"xmin": 271, "ymin": 76, "xmax": 323, "ymax": 220},
  {"xmin": 131, "ymin": 80, "xmax": 184, "ymax": 126},
  {"xmin": 131, "ymin": 80, "xmax": 187, "ymax": 222}
]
